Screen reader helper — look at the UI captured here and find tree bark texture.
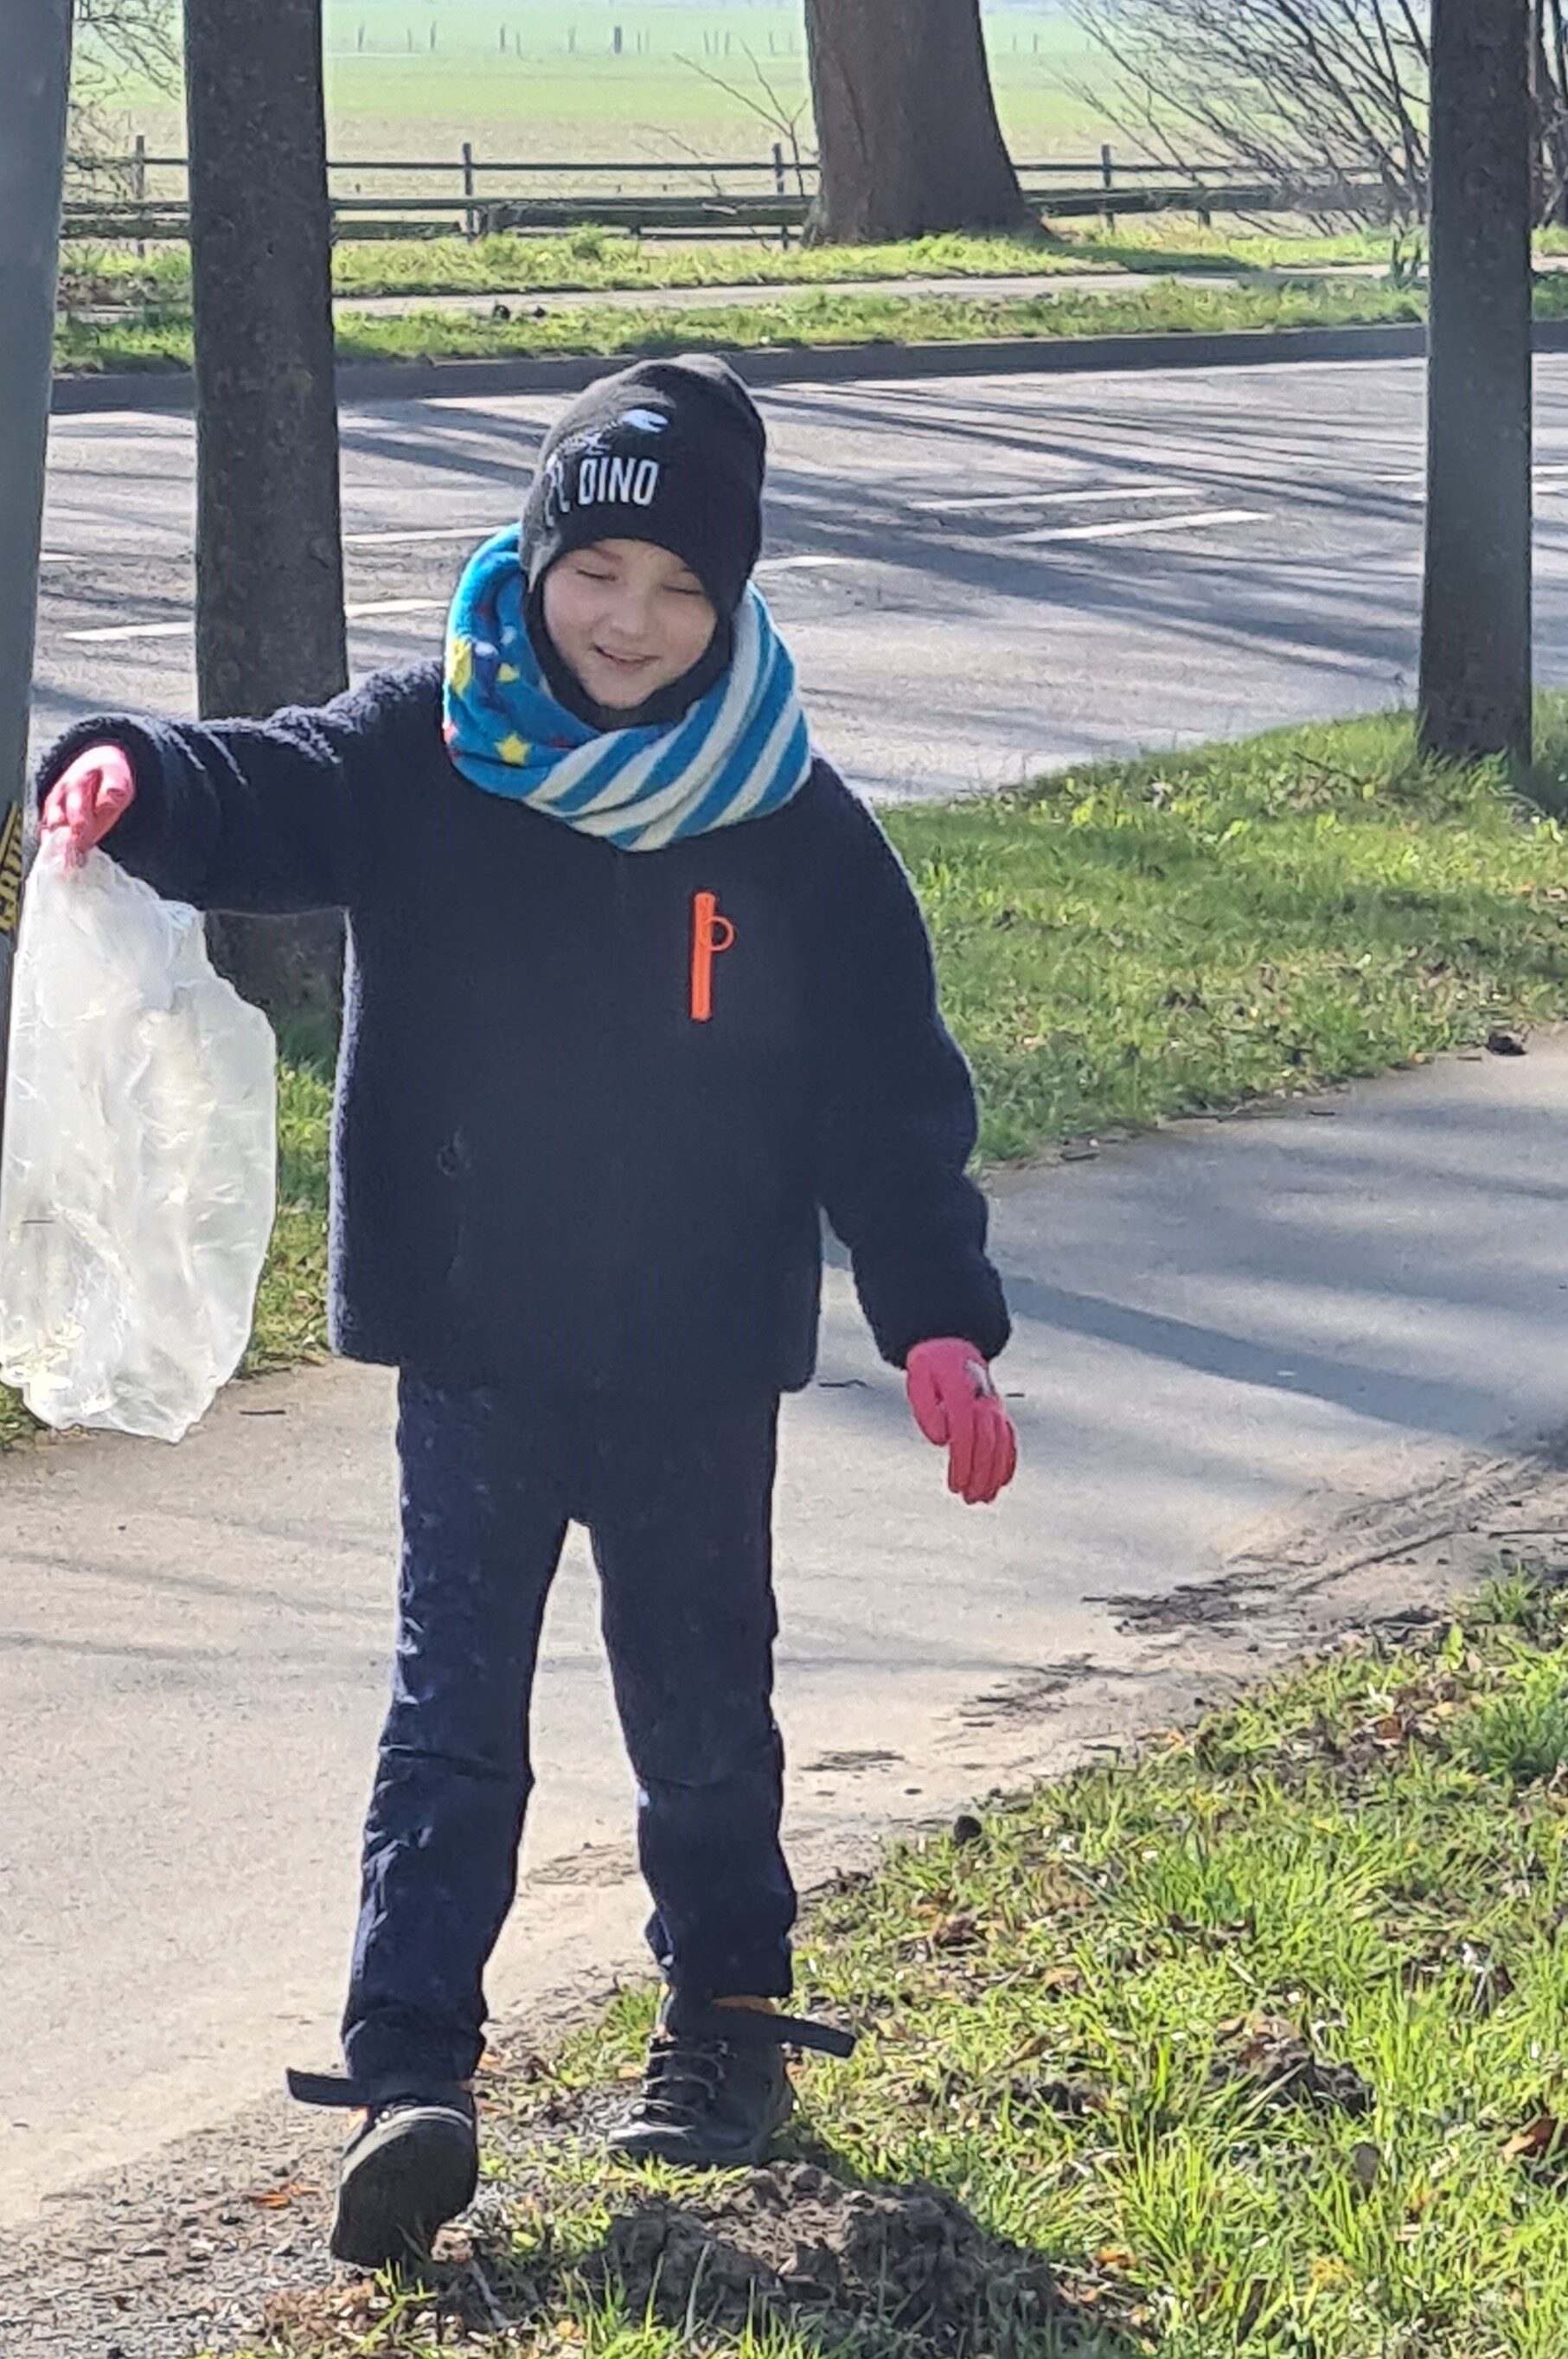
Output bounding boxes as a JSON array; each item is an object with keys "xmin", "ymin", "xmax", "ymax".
[
  {"xmin": 183, "ymin": 0, "xmax": 348, "ymax": 1029},
  {"xmin": 804, "ymin": 0, "xmax": 1033, "ymax": 243},
  {"xmin": 0, "ymin": 0, "xmax": 73, "ymax": 1125},
  {"xmin": 1418, "ymin": 0, "xmax": 1534, "ymax": 767}
]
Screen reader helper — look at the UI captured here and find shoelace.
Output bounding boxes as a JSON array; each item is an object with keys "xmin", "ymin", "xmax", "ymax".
[
  {"xmin": 635, "ymin": 2035, "xmax": 730, "ymax": 2126},
  {"xmin": 631, "ymin": 2003, "xmax": 857, "ymax": 2128}
]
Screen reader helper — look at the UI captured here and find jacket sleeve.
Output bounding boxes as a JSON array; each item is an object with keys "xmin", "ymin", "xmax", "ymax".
[
  {"xmin": 808, "ymin": 781, "xmax": 1011, "ymax": 1369},
  {"xmin": 31, "ymin": 665, "xmax": 440, "ymax": 915}
]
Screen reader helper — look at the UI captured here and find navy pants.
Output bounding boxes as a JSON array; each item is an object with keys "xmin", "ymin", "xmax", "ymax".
[{"xmin": 343, "ymin": 1373, "xmax": 796, "ymax": 2087}]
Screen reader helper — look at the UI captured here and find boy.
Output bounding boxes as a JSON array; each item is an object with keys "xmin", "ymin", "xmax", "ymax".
[{"xmin": 40, "ymin": 356, "xmax": 1017, "ymax": 2269}]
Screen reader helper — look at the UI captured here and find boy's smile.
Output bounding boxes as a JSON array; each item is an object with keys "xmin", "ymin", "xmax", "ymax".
[{"xmin": 543, "ymin": 536, "xmax": 719, "ymax": 713}]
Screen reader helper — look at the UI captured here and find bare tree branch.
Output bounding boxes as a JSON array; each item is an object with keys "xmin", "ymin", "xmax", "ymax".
[
  {"xmin": 73, "ymin": 0, "xmax": 177, "ymax": 97},
  {"xmin": 68, "ymin": 0, "xmax": 178, "ymax": 189},
  {"xmin": 1071, "ymin": 0, "xmax": 1429, "ymax": 219},
  {"xmin": 675, "ymin": 45, "xmax": 815, "ymax": 195}
]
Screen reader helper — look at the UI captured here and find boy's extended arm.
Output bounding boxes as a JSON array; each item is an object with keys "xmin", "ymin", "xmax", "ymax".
[
  {"xmin": 34, "ymin": 667, "xmax": 438, "ymax": 913},
  {"xmin": 810, "ymin": 788, "xmax": 1010, "ymax": 1372}
]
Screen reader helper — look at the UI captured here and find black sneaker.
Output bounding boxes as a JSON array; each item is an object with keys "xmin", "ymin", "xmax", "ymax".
[
  {"xmin": 287, "ymin": 2068, "xmax": 479, "ymax": 2270},
  {"xmin": 608, "ymin": 1995, "xmax": 855, "ymax": 2170}
]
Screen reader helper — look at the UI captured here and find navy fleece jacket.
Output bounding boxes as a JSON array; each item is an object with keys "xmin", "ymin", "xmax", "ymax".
[{"xmin": 37, "ymin": 664, "xmax": 1010, "ymax": 1395}]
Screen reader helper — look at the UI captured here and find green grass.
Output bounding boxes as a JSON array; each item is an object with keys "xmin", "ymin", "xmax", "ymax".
[
  {"xmin": 0, "ymin": 1384, "xmax": 37, "ymax": 1450},
  {"xmin": 55, "ymin": 220, "xmax": 1429, "ymax": 315},
  {"xmin": 54, "ymin": 229, "xmax": 1136, "ymax": 318},
  {"xmin": 55, "ymin": 270, "xmax": 1450, "ymax": 377},
  {"xmin": 216, "ymin": 1566, "xmax": 1568, "ymax": 2358},
  {"xmin": 8, "ymin": 706, "xmax": 1568, "ymax": 1452},
  {"xmin": 902, "ymin": 708, "xmax": 1568, "ymax": 1161},
  {"xmin": 244, "ymin": 1051, "xmax": 335, "ymax": 1380}
]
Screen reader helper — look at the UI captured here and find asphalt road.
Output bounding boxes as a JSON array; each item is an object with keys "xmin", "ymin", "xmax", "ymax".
[{"xmin": 33, "ymin": 351, "xmax": 1568, "ymax": 798}]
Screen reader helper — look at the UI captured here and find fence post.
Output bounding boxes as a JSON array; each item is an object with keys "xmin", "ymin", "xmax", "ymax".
[
  {"xmin": 461, "ymin": 140, "xmax": 477, "ymax": 239},
  {"xmin": 1101, "ymin": 142, "xmax": 1116, "ymax": 231},
  {"xmin": 133, "ymin": 130, "xmax": 147, "ymax": 256},
  {"xmin": 613, "ymin": 24, "xmax": 624, "ymax": 55},
  {"xmin": 0, "ymin": 0, "xmax": 73, "ymax": 1140},
  {"xmin": 773, "ymin": 140, "xmax": 790, "ymax": 250}
]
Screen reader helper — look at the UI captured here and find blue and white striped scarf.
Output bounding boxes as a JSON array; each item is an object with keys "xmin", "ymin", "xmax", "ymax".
[{"xmin": 443, "ymin": 527, "xmax": 812, "ymax": 850}]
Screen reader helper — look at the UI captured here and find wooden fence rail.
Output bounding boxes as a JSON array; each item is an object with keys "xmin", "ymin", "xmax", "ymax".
[{"xmin": 61, "ymin": 149, "xmax": 1387, "ymax": 247}]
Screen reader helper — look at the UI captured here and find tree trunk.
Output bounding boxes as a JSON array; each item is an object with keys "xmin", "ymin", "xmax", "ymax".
[
  {"xmin": 0, "ymin": 0, "xmax": 72, "ymax": 1126},
  {"xmin": 1418, "ymin": 0, "xmax": 1533, "ymax": 767},
  {"xmin": 804, "ymin": 0, "xmax": 1033, "ymax": 244},
  {"xmin": 182, "ymin": 0, "xmax": 348, "ymax": 1035}
]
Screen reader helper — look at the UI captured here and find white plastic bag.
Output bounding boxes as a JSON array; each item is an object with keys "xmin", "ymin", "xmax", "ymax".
[{"xmin": 0, "ymin": 843, "xmax": 277, "ymax": 1442}]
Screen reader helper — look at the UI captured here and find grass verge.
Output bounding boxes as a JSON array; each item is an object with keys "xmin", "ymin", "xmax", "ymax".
[
  {"xmin": 51, "ymin": 272, "xmax": 1456, "ymax": 377},
  {"xmin": 5, "ymin": 707, "xmax": 1568, "ymax": 1447},
  {"xmin": 901, "ymin": 707, "xmax": 1568, "ymax": 1161},
  {"xmin": 228, "ymin": 1562, "xmax": 1568, "ymax": 2358},
  {"xmin": 55, "ymin": 221, "xmax": 1418, "ymax": 314}
]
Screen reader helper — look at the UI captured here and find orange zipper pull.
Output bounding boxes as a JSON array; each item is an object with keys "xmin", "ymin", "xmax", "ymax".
[{"xmin": 690, "ymin": 890, "xmax": 737, "ymax": 1022}]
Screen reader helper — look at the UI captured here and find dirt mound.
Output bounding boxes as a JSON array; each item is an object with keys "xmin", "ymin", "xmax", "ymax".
[{"xmin": 593, "ymin": 2161, "xmax": 1062, "ymax": 2356}]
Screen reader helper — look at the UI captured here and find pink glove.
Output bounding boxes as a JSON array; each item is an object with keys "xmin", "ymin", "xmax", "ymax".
[
  {"xmin": 40, "ymin": 743, "xmax": 137, "ymax": 869},
  {"xmin": 906, "ymin": 1338, "xmax": 1018, "ymax": 1506}
]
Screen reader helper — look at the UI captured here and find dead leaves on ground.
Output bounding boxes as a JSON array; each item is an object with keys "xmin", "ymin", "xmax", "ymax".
[{"xmin": 1206, "ymin": 2014, "xmax": 1374, "ymax": 2119}]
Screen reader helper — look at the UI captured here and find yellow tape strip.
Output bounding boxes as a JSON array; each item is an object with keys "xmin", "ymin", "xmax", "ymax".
[{"xmin": 0, "ymin": 805, "xmax": 21, "ymax": 939}]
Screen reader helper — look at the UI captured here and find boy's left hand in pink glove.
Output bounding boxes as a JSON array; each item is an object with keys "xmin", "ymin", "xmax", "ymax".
[{"xmin": 906, "ymin": 1338, "xmax": 1018, "ymax": 1506}]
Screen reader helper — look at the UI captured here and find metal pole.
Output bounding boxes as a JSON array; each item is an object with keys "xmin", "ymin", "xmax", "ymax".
[
  {"xmin": 1418, "ymin": 0, "xmax": 1533, "ymax": 765},
  {"xmin": 0, "ymin": 0, "xmax": 73, "ymax": 1138}
]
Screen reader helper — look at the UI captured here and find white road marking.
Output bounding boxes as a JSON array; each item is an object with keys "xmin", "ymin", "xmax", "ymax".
[
  {"xmin": 912, "ymin": 484, "xmax": 1196, "ymax": 514},
  {"xmin": 58, "ymin": 508, "xmax": 1265, "ymax": 644},
  {"xmin": 1393, "ymin": 462, "xmax": 1568, "ymax": 486},
  {"xmin": 1007, "ymin": 506, "xmax": 1271, "ymax": 547},
  {"xmin": 342, "ymin": 526, "xmax": 497, "ymax": 547},
  {"xmin": 44, "ymin": 530, "xmax": 491, "ymax": 566},
  {"xmin": 342, "ymin": 597, "xmax": 448, "ymax": 619},
  {"xmin": 64, "ymin": 595, "xmax": 448, "ymax": 645},
  {"xmin": 63, "ymin": 619, "xmax": 192, "ymax": 643},
  {"xmin": 756, "ymin": 554, "xmax": 859, "ymax": 573}
]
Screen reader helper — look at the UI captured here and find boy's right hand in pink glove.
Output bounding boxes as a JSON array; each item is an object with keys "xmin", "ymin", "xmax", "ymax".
[{"xmin": 40, "ymin": 743, "xmax": 137, "ymax": 869}]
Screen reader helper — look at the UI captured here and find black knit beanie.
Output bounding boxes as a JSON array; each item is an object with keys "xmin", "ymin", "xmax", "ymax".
[{"xmin": 522, "ymin": 355, "xmax": 766, "ymax": 621}]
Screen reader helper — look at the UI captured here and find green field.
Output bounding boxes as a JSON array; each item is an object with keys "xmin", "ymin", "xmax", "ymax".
[{"xmin": 83, "ymin": 3, "xmax": 1116, "ymax": 183}]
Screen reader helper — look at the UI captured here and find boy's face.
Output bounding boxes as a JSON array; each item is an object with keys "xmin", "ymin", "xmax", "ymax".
[{"xmin": 542, "ymin": 538, "xmax": 719, "ymax": 712}]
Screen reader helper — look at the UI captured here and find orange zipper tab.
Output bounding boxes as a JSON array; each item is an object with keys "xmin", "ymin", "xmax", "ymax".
[{"xmin": 690, "ymin": 890, "xmax": 737, "ymax": 1022}]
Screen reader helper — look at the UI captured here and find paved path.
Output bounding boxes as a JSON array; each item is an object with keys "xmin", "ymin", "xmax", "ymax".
[
  {"xmin": 6, "ymin": 1037, "xmax": 1568, "ymax": 2230},
  {"xmin": 89, "ymin": 250, "xmax": 1568, "ymax": 327},
  {"xmin": 31, "ymin": 353, "xmax": 1568, "ymax": 800},
  {"xmin": 70, "ymin": 260, "xmax": 1403, "ymax": 330},
  {"xmin": 323, "ymin": 264, "xmax": 1343, "ymax": 318}
]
